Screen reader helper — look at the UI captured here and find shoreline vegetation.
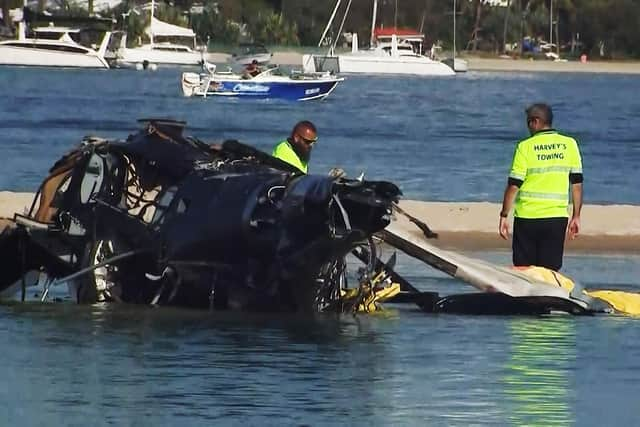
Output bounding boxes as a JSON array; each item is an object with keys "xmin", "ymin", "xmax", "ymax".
[
  {"xmin": 6, "ymin": 1, "xmax": 640, "ymax": 64},
  {"xmin": 2, "ymin": 192, "xmax": 638, "ymax": 254}
]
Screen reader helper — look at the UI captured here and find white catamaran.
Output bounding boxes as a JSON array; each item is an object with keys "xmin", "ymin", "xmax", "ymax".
[{"xmin": 302, "ymin": 0, "xmax": 455, "ymax": 76}]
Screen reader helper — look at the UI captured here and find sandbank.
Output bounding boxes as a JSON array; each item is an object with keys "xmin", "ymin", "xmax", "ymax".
[
  {"xmin": 465, "ymin": 57, "xmax": 640, "ymax": 75},
  {"xmin": 394, "ymin": 200, "xmax": 640, "ymax": 254},
  {"xmin": 1, "ymin": 192, "xmax": 637, "ymax": 254}
]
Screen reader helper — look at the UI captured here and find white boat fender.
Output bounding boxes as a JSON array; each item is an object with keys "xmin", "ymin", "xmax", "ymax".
[{"xmin": 136, "ymin": 61, "xmax": 158, "ymax": 71}]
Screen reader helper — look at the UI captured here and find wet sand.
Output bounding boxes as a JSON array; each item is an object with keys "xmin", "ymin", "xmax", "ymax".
[
  {"xmin": 465, "ymin": 57, "xmax": 640, "ymax": 75},
  {"xmin": 394, "ymin": 200, "xmax": 640, "ymax": 254},
  {"xmin": 2, "ymin": 192, "xmax": 638, "ymax": 254}
]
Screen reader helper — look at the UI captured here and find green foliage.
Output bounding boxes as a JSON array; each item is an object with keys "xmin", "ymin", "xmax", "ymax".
[
  {"xmin": 40, "ymin": 0, "xmax": 640, "ymax": 58},
  {"xmin": 251, "ymin": 12, "xmax": 299, "ymax": 45},
  {"xmin": 191, "ymin": 4, "xmax": 241, "ymax": 45}
]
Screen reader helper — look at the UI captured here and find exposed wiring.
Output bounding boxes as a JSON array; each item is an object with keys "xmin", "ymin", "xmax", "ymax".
[{"xmin": 267, "ymin": 185, "xmax": 286, "ymax": 204}]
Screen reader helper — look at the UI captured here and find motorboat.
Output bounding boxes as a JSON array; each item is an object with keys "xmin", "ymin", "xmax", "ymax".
[
  {"xmin": 181, "ymin": 62, "xmax": 344, "ymax": 101},
  {"xmin": 302, "ymin": 0, "xmax": 454, "ymax": 76},
  {"xmin": 231, "ymin": 43, "xmax": 273, "ymax": 66},
  {"xmin": 116, "ymin": 0, "xmax": 203, "ymax": 67},
  {"xmin": 0, "ymin": 9, "xmax": 123, "ymax": 69}
]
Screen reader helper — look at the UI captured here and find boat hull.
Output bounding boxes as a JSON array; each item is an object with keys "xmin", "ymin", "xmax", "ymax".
[
  {"xmin": 0, "ymin": 45, "xmax": 109, "ymax": 68},
  {"xmin": 233, "ymin": 53, "xmax": 273, "ymax": 66},
  {"xmin": 119, "ymin": 47, "xmax": 202, "ymax": 66},
  {"xmin": 302, "ymin": 54, "xmax": 455, "ymax": 76},
  {"xmin": 441, "ymin": 57, "xmax": 468, "ymax": 73},
  {"xmin": 182, "ymin": 72, "xmax": 343, "ymax": 101}
]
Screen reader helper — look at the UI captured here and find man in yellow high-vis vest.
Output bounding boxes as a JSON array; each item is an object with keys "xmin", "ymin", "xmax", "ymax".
[
  {"xmin": 499, "ymin": 104, "xmax": 583, "ymax": 271},
  {"xmin": 272, "ymin": 121, "xmax": 317, "ymax": 174}
]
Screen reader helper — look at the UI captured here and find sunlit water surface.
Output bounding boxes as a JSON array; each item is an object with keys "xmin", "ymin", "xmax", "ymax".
[{"xmin": 0, "ymin": 67, "xmax": 639, "ymax": 425}]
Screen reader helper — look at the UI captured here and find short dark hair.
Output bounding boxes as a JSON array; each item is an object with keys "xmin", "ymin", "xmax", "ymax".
[
  {"xmin": 526, "ymin": 103, "xmax": 553, "ymax": 125},
  {"xmin": 292, "ymin": 120, "xmax": 317, "ymax": 136}
]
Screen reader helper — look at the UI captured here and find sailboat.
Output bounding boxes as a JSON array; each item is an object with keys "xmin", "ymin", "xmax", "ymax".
[
  {"xmin": 302, "ymin": 0, "xmax": 454, "ymax": 76},
  {"xmin": 440, "ymin": 0, "xmax": 468, "ymax": 72},
  {"xmin": 117, "ymin": 0, "xmax": 202, "ymax": 67}
]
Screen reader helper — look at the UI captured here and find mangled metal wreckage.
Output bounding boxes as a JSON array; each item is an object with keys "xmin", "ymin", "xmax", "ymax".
[
  {"xmin": 0, "ymin": 119, "xmax": 402, "ymax": 312},
  {"xmin": 1, "ymin": 119, "xmax": 639, "ymax": 316}
]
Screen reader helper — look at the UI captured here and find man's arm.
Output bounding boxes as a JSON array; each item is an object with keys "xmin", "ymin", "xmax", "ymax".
[
  {"xmin": 568, "ymin": 182, "xmax": 582, "ymax": 239},
  {"xmin": 500, "ymin": 143, "xmax": 526, "ymax": 240},
  {"xmin": 499, "ymin": 183, "xmax": 520, "ymax": 240},
  {"xmin": 568, "ymin": 139, "xmax": 583, "ymax": 239}
]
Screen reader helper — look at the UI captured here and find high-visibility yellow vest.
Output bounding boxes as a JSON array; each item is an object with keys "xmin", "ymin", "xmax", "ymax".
[
  {"xmin": 272, "ymin": 140, "xmax": 308, "ymax": 173},
  {"xmin": 509, "ymin": 130, "xmax": 582, "ymax": 219}
]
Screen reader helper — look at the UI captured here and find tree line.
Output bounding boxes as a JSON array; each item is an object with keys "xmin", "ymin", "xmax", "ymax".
[{"xmin": 2, "ymin": 0, "xmax": 639, "ymax": 58}]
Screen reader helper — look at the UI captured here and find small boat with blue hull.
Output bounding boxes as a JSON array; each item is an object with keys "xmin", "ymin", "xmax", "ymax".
[{"xmin": 181, "ymin": 64, "xmax": 344, "ymax": 101}]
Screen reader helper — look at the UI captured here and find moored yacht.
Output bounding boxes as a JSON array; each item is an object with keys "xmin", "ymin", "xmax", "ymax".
[
  {"xmin": 302, "ymin": 0, "xmax": 454, "ymax": 76},
  {"xmin": 0, "ymin": 12, "xmax": 121, "ymax": 69},
  {"xmin": 304, "ymin": 32, "xmax": 454, "ymax": 76},
  {"xmin": 117, "ymin": 17, "xmax": 202, "ymax": 66},
  {"xmin": 116, "ymin": 0, "xmax": 203, "ymax": 67}
]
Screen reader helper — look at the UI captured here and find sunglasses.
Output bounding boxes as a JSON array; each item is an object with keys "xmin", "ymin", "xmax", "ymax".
[
  {"xmin": 527, "ymin": 116, "xmax": 540, "ymax": 125},
  {"xmin": 298, "ymin": 133, "xmax": 318, "ymax": 146}
]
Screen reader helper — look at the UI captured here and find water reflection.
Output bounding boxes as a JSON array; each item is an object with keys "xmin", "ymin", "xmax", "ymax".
[
  {"xmin": 502, "ymin": 317, "xmax": 576, "ymax": 426},
  {"xmin": 1, "ymin": 303, "xmax": 405, "ymax": 425}
]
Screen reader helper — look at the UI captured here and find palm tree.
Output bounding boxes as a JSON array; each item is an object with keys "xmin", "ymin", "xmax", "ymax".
[
  {"xmin": 2, "ymin": 0, "xmax": 11, "ymax": 28},
  {"xmin": 502, "ymin": 0, "xmax": 512, "ymax": 53},
  {"xmin": 468, "ymin": 0, "xmax": 483, "ymax": 51}
]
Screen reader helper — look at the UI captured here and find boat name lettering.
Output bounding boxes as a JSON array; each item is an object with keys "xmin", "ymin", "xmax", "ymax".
[
  {"xmin": 304, "ymin": 88, "xmax": 320, "ymax": 95},
  {"xmin": 232, "ymin": 83, "xmax": 270, "ymax": 93}
]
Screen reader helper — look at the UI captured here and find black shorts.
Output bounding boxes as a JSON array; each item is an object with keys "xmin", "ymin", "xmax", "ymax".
[{"xmin": 512, "ymin": 217, "xmax": 568, "ymax": 271}]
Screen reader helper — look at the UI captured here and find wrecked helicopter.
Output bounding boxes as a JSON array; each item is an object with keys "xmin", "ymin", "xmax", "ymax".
[
  {"xmin": 0, "ymin": 119, "xmax": 402, "ymax": 313},
  {"xmin": 1, "ymin": 119, "xmax": 639, "ymax": 317}
]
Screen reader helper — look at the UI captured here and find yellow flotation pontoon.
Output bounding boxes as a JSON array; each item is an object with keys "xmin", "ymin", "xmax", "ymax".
[
  {"xmin": 380, "ymin": 219, "xmax": 640, "ymax": 316},
  {"xmin": 515, "ymin": 266, "xmax": 640, "ymax": 316}
]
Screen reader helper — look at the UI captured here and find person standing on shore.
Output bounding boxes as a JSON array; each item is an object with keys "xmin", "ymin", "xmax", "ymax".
[
  {"xmin": 272, "ymin": 121, "xmax": 317, "ymax": 174},
  {"xmin": 499, "ymin": 103, "xmax": 583, "ymax": 271}
]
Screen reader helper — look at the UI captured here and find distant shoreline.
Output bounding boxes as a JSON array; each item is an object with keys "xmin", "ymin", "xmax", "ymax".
[
  {"xmin": 205, "ymin": 50, "xmax": 640, "ymax": 75},
  {"xmin": 2, "ymin": 192, "xmax": 638, "ymax": 254},
  {"xmin": 464, "ymin": 57, "xmax": 640, "ymax": 75}
]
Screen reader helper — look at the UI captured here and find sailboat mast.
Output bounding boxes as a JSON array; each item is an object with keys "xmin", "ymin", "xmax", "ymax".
[
  {"xmin": 453, "ymin": 0, "xmax": 456, "ymax": 61},
  {"xmin": 150, "ymin": 0, "xmax": 155, "ymax": 45},
  {"xmin": 394, "ymin": 0, "xmax": 398, "ymax": 28},
  {"xmin": 318, "ymin": 0, "xmax": 342, "ymax": 49},
  {"xmin": 369, "ymin": 0, "xmax": 378, "ymax": 47},
  {"xmin": 549, "ymin": 0, "xmax": 553, "ymax": 46}
]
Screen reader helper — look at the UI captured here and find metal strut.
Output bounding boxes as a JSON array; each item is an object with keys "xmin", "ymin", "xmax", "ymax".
[{"xmin": 40, "ymin": 249, "xmax": 145, "ymax": 302}]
